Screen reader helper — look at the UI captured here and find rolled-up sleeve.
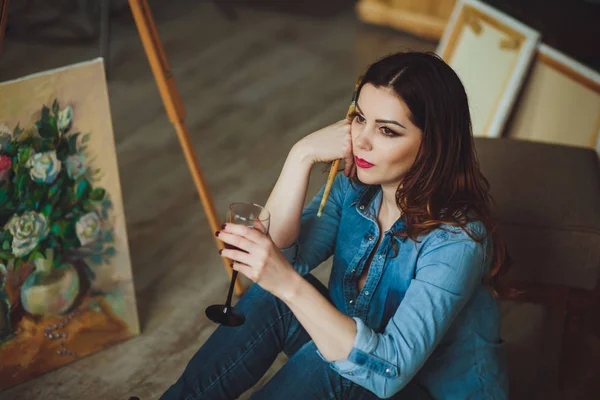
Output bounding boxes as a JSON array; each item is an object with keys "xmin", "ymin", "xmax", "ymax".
[
  {"xmin": 279, "ymin": 172, "xmax": 349, "ymax": 276},
  {"xmin": 316, "ymin": 231, "xmax": 487, "ymax": 398}
]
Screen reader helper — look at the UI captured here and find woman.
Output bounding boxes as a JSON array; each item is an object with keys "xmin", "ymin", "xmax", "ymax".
[{"xmin": 161, "ymin": 51, "xmax": 510, "ymax": 399}]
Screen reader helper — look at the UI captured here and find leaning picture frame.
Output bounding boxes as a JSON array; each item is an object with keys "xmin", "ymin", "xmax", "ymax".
[
  {"xmin": 436, "ymin": 0, "xmax": 541, "ymax": 138},
  {"xmin": 505, "ymin": 44, "xmax": 600, "ymax": 154}
]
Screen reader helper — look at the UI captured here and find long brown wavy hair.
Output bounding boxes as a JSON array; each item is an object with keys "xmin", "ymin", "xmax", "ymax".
[{"xmin": 345, "ymin": 51, "xmax": 509, "ymax": 293}]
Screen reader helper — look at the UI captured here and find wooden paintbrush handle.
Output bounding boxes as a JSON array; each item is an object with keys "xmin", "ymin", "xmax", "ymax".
[{"xmin": 317, "ymin": 159, "xmax": 341, "ymax": 217}]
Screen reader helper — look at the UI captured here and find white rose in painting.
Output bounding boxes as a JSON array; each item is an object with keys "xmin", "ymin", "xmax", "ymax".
[
  {"xmin": 6, "ymin": 211, "xmax": 50, "ymax": 257},
  {"xmin": 58, "ymin": 106, "xmax": 73, "ymax": 133},
  {"xmin": 65, "ymin": 154, "xmax": 87, "ymax": 180},
  {"xmin": 27, "ymin": 151, "xmax": 62, "ymax": 183},
  {"xmin": 76, "ymin": 212, "xmax": 101, "ymax": 246}
]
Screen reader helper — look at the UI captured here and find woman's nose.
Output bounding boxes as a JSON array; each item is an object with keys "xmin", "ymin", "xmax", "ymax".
[{"xmin": 354, "ymin": 126, "xmax": 373, "ymax": 151}]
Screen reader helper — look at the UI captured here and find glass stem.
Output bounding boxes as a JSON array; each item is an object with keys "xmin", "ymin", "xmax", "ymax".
[{"xmin": 224, "ymin": 269, "xmax": 238, "ymax": 308}]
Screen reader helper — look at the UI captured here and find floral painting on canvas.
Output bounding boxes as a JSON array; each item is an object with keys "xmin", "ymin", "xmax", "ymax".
[{"xmin": 0, "ymin": 58, "xmax": 139, "ymax": 390}]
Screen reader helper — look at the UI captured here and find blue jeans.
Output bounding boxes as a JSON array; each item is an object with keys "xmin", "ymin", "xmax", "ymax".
[{"xmin": 160, "ymin": 274, "xmax": 432, "ymax": 400}]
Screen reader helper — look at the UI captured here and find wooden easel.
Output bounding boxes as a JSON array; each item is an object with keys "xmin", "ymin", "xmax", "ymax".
[{"xmin": 127, "ymin": 0, "xmax": 244, "ymax": 296}]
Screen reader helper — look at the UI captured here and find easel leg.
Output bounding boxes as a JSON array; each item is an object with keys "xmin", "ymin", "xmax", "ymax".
[
  {"xmin": 0, "ymin": 0, "xmax": 9, "ymax": 59},
  {"xmin": 127, "ymin": 0, "xmax": 246, "ymax": 297}
]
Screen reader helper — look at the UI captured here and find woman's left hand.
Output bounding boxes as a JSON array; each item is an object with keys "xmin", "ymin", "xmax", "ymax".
[{"xmin": 217, "ymin": 223, "xmax": 298, "ymax": 300}]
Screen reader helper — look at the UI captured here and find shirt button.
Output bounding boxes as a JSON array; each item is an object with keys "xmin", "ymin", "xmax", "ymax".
[
  {"xmin": 348, "ymin": 372, "xmax": 355, "ymax": 376},
  {"xmin": 359, "ymin": 205, "xmax": 365, "ymax": 210},
  {"xmin": 385, "ymin": 368, "xmax": 392, "ymax": 375},
  {"xmin": 351, "ymin": 269, "xmax": 356, "ymax": 274},
  {"xmin": 365, "ymin": 291, "xmax": 370, "ymax": 296},
  {"xmin": 349, "ymin": 299, "xmax": 354, "ymax": 304},
  {"xmin": 378, "ymin": 255, "xmax": 384, "ymax": 260},
  {"xmin": 366, "ymin": 236, "xmax": 374, "ymax": 241}
]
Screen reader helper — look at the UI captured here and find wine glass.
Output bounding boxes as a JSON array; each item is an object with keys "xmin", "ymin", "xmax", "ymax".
[{"xmin": 205, "ymin": 202, "xmax": 270, "ymax": 326}]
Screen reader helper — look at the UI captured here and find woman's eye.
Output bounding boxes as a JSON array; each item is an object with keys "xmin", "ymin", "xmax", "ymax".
[
  {"xmin": 380, "ymin": 127, "xmax": 399, "ymax": 137},
  {"xmin": 355, "ymin": 114, "xmax": 366, "ymax": 123}
]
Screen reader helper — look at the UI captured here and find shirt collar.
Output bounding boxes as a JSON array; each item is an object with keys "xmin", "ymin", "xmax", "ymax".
[
  {"xmin": 349, "ymin": 184, "xmax": 378, "ymax": 210},
  {"xmin": 349, "ymin": 185, "xmax": 407, "ymax": 242}
]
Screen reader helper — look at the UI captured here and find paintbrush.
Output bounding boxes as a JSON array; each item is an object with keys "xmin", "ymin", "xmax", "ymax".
[{"xmin": 317, "ymin": 76, "xmax": 362, "ymax": 217}]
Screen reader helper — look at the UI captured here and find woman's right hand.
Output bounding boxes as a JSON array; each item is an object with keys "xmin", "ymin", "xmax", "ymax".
[{"xmin": 294, "ymin": 119, "xmax": 355, "ymax": 177}]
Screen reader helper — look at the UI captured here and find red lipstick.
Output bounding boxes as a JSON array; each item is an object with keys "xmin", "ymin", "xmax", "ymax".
[{"xmin": 355, "ymin": 156, "xmax": 375, "ymax": 169}]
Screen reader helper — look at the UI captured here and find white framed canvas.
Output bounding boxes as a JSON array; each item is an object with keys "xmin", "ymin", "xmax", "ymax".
[
  {"xmin": 506, "ymin": 44, "xmax": 600, "ymax": 154},
  {"xmin": 436, "ymin": 0, "xmax": 541, "ymax": 137}
]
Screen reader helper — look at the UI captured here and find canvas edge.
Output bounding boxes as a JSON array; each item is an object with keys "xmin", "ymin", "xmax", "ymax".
[
  {"xmin": 91, "ymin": 60, "xmax": 142, "ymax": 336},
  {"xmin": 0, "ymin": 57, "xmax": 105, "ymax": 86},
  {"xmin": 538, "ymin": 43, "xmax": 600, "ymax": 87}
]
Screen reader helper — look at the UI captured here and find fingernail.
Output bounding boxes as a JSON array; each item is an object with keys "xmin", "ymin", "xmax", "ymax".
[
  {"xmin": 221, "ymin": 223, "xmax": 226, "ymax": 230},
  {"xmin": 215, "ymin": 231, "xmax": 220, "ymax": 237}
]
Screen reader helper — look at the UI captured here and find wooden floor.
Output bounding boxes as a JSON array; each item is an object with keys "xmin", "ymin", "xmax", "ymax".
[{"xmin": 0, "ymin": 1, "xmax": 598, "ymax": 399}]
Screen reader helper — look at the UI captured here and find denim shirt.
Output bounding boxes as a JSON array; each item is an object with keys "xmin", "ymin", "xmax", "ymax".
[{"xmin": 280, "ymin": 173, "xmax": 509, "ymax": 399}]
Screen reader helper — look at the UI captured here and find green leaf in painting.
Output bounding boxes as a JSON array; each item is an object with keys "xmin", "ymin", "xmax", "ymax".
[
  {"xmin": 56, "ymin": 145, "xmax": 68, "ymax": 161},
  {"xmin": 103, "ymin": 230, "xmax": 113, "ymax": 243},
  {"xmin": 38, "ymin": 138, "xmax": 53, "ymax": 152},
  {"xmin": 37, "ymin": 120, "xmax": 58, "ymax": 140},
  {"xmin": 41, "ymin": 105, "xmax": 50, "ymax": 122},
  {"xmin": 91, "ymin": 255, "xmax": 103, "ymax": 264},
  {"xmin": 82, "ymin": 133, "xmax": 91, "ymax": 144},
  {"xmin": 28, "ymin": 251, "xmax": 45, "ymax": 262},
  {"xmin": 17, "ymin": 174, "xmax": 28, "ymax": 193},
  {"xmin": 48, "ymin": 116, "xmax": 57, "ymax": 130},
  {"xmin": 52, "ymin": 99, "xmax": 59, "ymax": 116},
  {"xmin": 51, "ymin": 221, "xmax": 68, "ymax": 236},
  {"xmin": 12, "ymin": 123, "xmax": 24, "ymax": 137},
  {"xmin": 18, "ymin": 146, "xmax": 31, "ymax": 167},
  {"xmin": 0, "ymin": 189, "xmax": 8, "ymax": 206},
  {"xmin": 42, "ymin": 204, "xmax": 52, "ymax": 217},
  {"xmin": 46, "ymin": 237, "xmax": 58, "ymax": 250},
  {"xmin": 75, "ymin": 178, "xmax": 91, "ymax": 200},
  {"xmin": 48, "ymin": 183, "xmax": 60, "ymax": 199},
  {"xmin": 2, "ymin": 241, "xmax": 9, "ymax": 251},
  {"xmin": 89, "ymin": 188, "xmax": 105, "ymax": 201},
  {"xmin": 68, "ymin": 133, "xmax": 80, "ymax": 154},
  {"xmin": 64, "ymin": 222, "xmax": 75, "ymax": 239}
]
